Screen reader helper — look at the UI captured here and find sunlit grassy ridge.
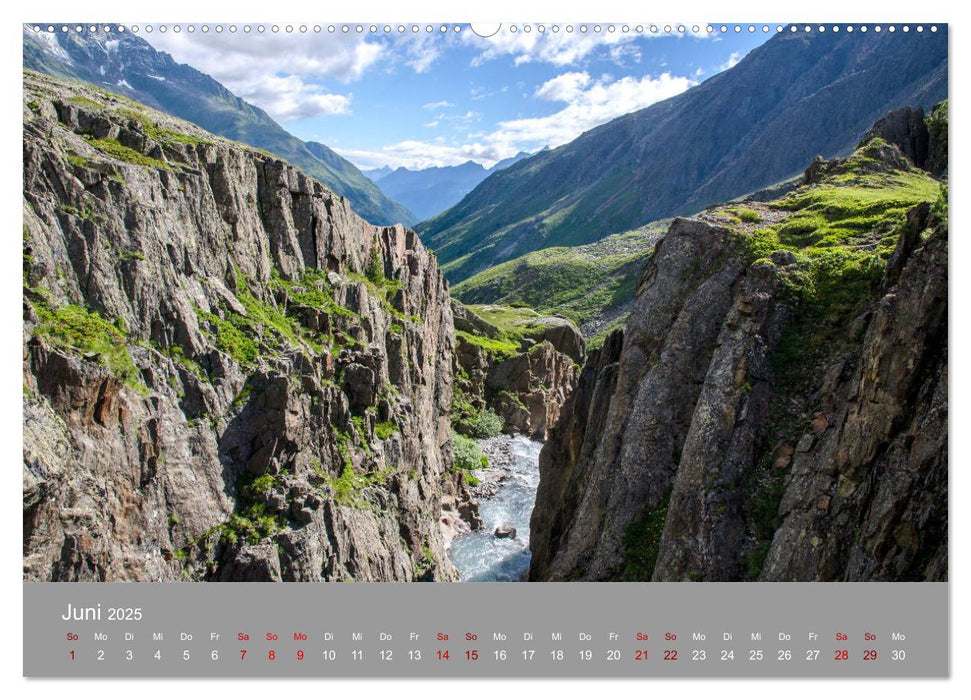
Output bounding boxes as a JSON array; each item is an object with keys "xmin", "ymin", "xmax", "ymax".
[
  {"xmin": 743, "ymin": 141, "xmax": 942, "ymax": 332},
  {"xmin": 724, "ymin": 132, "xmax": 946, "ymax": 578},
  {"xmin": 452, "ymin": 222, "xmax": 668, "ymax": 345},
  {"xmin": 454, "ymin": 304, "xmax": 555, "ymax": 360}
]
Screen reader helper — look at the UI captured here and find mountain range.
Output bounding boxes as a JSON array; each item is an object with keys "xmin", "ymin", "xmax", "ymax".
[
  {"xmin": 22, "ymin": 26, "xmax": 415, "ymax": 226},
  {"xmin": 363, "ymin": 152, "xmax": 531, "ymax": 221},
  {"xmin": 416, "ymin": 28, "xmax": 947, "ymax": 282}
]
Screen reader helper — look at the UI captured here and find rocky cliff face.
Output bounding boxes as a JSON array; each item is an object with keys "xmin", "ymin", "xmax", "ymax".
[
  {"xmin": 22, "ymin": 71, "xmax": 466, "ymax": 582},
  {"xmin": 758, "ymin": 207, "xmax": 946, "ymax": 581},
  {"xmin": 530, "ymin": 116, "xmax": 947, "ymax": 582},
  {"xmin": 451, "ymin": 303, "xmax": 581, "ymax": 441},
  {"xmin": 863, "ymin": 104, "xmax": 948, "ymax": 179}
]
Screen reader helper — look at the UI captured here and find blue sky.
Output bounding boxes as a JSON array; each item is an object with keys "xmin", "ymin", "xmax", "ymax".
[{"xmin": 146, "ymin": 24, "xmax": 771, "ymax": 170}]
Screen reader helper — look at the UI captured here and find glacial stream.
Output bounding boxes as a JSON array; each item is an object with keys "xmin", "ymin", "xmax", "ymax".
[{"xmin": 447, "ymin": 435, "xmax": 543, "ymax": 581}]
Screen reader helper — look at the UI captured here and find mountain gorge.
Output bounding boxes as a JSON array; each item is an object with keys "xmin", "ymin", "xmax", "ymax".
[
  {"xmin": 417, "ymin": 28, "xmax": 947, "ymax": 283},
  {"xmin": 21, "ymin": 71, "xmax": 582, "ymax": 582},
  {"xmin": 529, "ymin": 108, "xmax": 948, "ymax": 582},
  {"xmin": 22, "ymin": 26, "xmax": 415, "ymax": 227},
  {"xmin": 21, "ymin": 26, "xmax": 949, "ymax": 586}
]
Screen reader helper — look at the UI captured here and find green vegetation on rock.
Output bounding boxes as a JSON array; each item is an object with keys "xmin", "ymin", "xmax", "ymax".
[
  {"xmin": 156, "ymin": 342, "xmax": 207, "ymax": 380},
  {"xmin": 622, "ymin": 489, "xmax": 671, "ymax": 581},
  {"xmin": 374, "ymin": 421, "xmax": 399, "ymax": 440},
  {"xmin": 30, "ymin": 295, "xmax": 144, "ymax": 392},
  {"xmin": 219, "ymin": 471, "xmax": 288, "ymax": 546},
  {"xmin": 925, "ymin": 100, "xmax": 948, "ymax": 172},
  {"xmin": 117, "ymin": 107, "xmax": 214, "ymax": 148},
  {"xmin": 452, "ymin": 302, "xmax": 558, "ymax": 362},
  {"xmin": 57, "ymin": 202, "xmax": 102, "ymax": 223},
  {"xmin": 327, "ymin": 460, "xmax": 394, "ymax": 510},
  {"xmin": 451, "ymin": 430, "xmax": 488, "ymax": 472},
  {"xmin": 449, "ymin": 367, "xmax": 479, "ymax": 435},
  {"xmin": 454, "ymin": 329, "xmax": 519, "ymax": 359},
  {"xmin": 197, "ymin": 307, "xmax": 261, "ymax": 366},
  {"xmin": 347, "ymin": 250, "xmax": 406, "ymax": 320},
  {"xmin": 68, "ymin": 95, "xmax": 104, "ymax": 110},
  {"xmin": 729, "ymin": 206, "xmax": 763, "ymax": 223},
  {"xmin": 740, "ymin": 143, "xmax": 940, "ymax": 400},
  {"xmin": 469, "ymin": 408, "xmax": 503, "ymax": 439},
  {"xmin": 196, "ymin": 266, "xmax": 360, "ymax": 367},
  {"xmin": 742, "ymin": 470, "xmax": 787, "ymax": 579},
  {"xmin": 85, "ymin": 136, "xmax": 172, "ymax": 170}
]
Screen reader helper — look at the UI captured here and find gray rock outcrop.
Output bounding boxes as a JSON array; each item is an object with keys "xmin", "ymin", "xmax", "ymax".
[
  {"xmin": 862, "ymin": 102, "xmax": 947, "ymax": 179},
  {"xmin": 451, "ymin": 306, "xmax": 582, "ymax": 440}
]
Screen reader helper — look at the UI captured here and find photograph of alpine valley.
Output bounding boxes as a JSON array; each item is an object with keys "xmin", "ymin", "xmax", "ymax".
[{"xmin": 22, "ymin": 23, "xmax": 947, "ymax": 583}]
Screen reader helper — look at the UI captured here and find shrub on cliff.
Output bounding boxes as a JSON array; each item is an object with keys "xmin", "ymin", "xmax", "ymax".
[
  {"xmin": 471, "ymin": 409, "xmax": 504, "ymax": 438},
  {"xmin": 451, "ymin": 430, "xmax": 489, "ymax": 471}
]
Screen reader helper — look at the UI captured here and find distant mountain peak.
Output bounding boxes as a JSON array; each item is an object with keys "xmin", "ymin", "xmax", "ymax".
[{"xmin": 362, "ymin": 165, "xmax": 393, "ymax": 182}]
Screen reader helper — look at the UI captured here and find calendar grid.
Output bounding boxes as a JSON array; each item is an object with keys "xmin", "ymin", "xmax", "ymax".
[{"xmin": 25, "ymin": 582, "xmax": 948, "ymax": 678}]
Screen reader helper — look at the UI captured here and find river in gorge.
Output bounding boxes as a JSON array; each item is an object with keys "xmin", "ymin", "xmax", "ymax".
[{"xmin": 447, "ymin": 435, "xmax": 543, "ymax": 582}]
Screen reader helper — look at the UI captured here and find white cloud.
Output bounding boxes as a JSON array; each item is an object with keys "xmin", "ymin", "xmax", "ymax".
[
  {"xmin": 609, "ymin": 42, "xmax": 642, "ymax": 65},
  {"xmin": 470, "ymin": 84, "xmax": 509, "ymax": 101},
  {"xmin": 465, "ymin": 25, "xmax": 711, "ymax": 68},
  {"xmin": 424, "ymin": 120, "xmax": 439, "ymax": 128},
  {"xmin": 535, "ymin": 71, "xmax": 591, "ymax": 102},
  {"xmin": 491, "ymin": 72, "xmax": 696, "ymax": 153},
  {"xmin": 718, "ymin": 51, "xmax": 742, "ymax": 72},
  {"xmin": 338, "ymin": 70, "xmax": 696, "ymax": 170},
  {"xmin": 335, "ymin": 141, "xmax": 504, "ymax": 171},
  {"xmin": 243, "ymin": 76, "xmax": 352, "ymax": 122},
  {"xmin": 401, "ymin": 33, "xmax": 444, "ymax": 73},
  {"xmin": 422, "ymin": 100, "xmax": 453, "ymax": 110},
  {"xmin": 467, "ymin": 28, "xmax": 636, "ymax": 67},
  {"xmin": 143, "ymin": 32, "xmax": 379, "ymax": 122}
]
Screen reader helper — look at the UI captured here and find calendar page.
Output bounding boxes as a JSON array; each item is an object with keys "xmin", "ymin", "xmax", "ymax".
[{"xmin": 21, "ymin": 17, "xmax": 948, "ymax": 680}]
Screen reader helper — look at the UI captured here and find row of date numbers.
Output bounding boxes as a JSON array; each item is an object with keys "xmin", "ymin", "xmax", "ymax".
[{"xmin": 71, "ymin": 648, "xmax": 908, "ymax": 662}]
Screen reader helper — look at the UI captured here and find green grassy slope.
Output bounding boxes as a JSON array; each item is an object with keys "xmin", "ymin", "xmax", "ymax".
[{"xmin": 451, "ymin": 221, "xmax": 669, "ymax": 346}]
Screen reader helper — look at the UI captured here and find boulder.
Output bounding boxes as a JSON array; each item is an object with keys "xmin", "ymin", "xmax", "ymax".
[
  {"xmin": 494, "ymin": 524, "xmax": 517, "ymax": 539},
  {"xmin": 520, "ymin": 316, "xmax": 585, "ymax": 363}
]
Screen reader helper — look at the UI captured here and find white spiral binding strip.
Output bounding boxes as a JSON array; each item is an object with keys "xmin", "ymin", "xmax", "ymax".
[{"xmin": 30, "ymin": 24, "xmax": 941, "ymax": 36}]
